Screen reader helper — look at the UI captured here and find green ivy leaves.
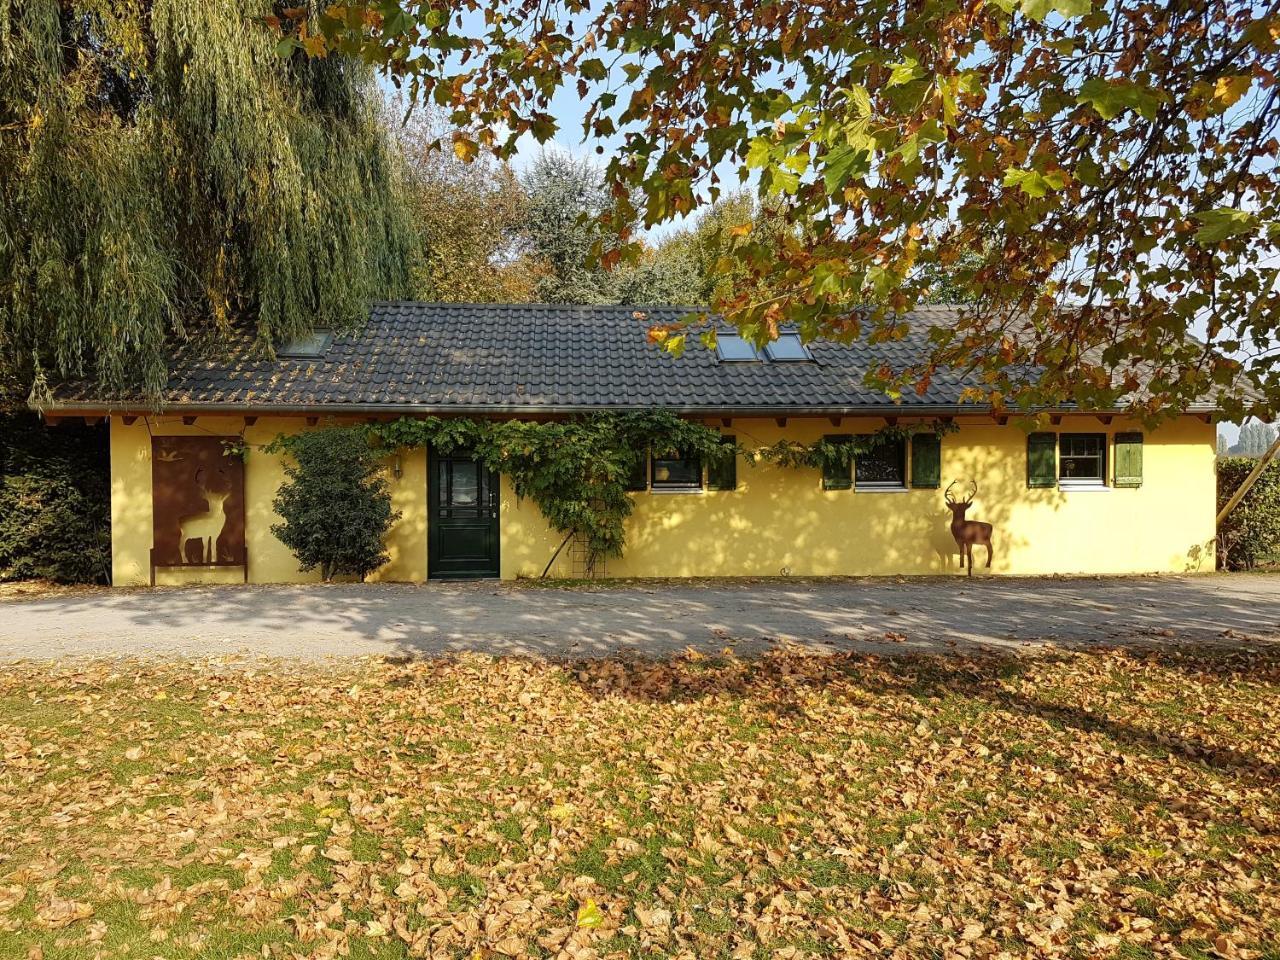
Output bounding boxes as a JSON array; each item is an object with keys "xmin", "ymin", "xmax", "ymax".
[{"xmin": 360, "ymin": 413, "xmax": 729, "ymax": 572}]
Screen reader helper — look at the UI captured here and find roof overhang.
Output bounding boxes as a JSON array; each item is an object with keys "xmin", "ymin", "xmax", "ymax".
[{"xmin": 39, "ymin": 399, "xmax": 1225, "ymax": 420}]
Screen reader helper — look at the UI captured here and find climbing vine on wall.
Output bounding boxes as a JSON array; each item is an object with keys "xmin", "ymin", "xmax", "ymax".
[
  {"xmin": 374, "ymin": 412, "xmax": 728, "ymax": 574},
  {"xmin": 268, "ymin": 414, "xmax": 951, "ymax": 577},
  {"xmin": 747, "ymin": 421, "xmax": 958, "ymax": 471}
]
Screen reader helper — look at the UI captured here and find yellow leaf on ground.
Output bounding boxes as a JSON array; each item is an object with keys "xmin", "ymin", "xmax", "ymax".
[{"xmin": 576, "ymin": 898, "xmax": 605, "ymax": 928}]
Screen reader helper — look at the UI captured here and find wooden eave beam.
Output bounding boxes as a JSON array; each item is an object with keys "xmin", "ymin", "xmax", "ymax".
[{"xmin": 182, "ymin": 415, "xmax": 197, "ymax": 425}]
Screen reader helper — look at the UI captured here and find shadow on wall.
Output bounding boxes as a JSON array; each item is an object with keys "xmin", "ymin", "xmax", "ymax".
[
  {"xmin": 1186, "ymin": 539, "xmax": 1217, "ymax": 573},
  {"xmin": 619, "ymin": 445, "xmax": 1055, "ymax": 578},
  {"xmin": 614, "ymin": 416, "xmax": 1220, "ymax": 580}
]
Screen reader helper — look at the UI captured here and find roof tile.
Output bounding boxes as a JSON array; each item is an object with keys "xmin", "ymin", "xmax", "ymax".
[{"xmin": 48, "ymin": 301, "xmax": 1215, "ymax": 413}]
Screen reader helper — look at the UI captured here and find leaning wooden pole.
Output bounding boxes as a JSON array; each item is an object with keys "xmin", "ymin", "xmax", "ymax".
[{"xmin": 1217, "ymin": 431, "xmax": 1280, "ymax": 526}]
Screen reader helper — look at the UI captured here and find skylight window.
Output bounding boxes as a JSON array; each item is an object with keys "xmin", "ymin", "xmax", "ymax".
[
  {"xmin": 715, "ymin": 333, "xmax": 764, "ymax": 362},
  {"xmin": 764, "ymin": 333, "xmax": 812, "ymax": 361},
  {"xmin": 276, "ymin": 329, "xmax": 333, "ymax": 359}
]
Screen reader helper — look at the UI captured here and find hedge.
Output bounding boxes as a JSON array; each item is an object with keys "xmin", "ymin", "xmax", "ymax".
[
  {"xmin": 0, "ymin": 414, "xmax": 111, "ymax": 583},
  {"xmin": 1217, "ymin": 456, "xmax": 1280, "ymax": 571}
]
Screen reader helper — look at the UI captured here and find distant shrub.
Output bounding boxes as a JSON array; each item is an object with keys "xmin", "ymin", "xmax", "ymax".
[
  {"xmin": 0, "ymin": 414, "xmax": 111, "ymax": 583},
  {"xmin": 1217, "ymin": 456, "xmax": 1280, "ymax": 571},
  {"xmin": 268, "ymin": 429, "xmax": 400, "ymax": 581}
]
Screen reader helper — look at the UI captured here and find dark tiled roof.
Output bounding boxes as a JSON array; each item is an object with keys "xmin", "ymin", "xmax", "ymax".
[{"xmin": 48, "ymin": 301, "xmax": 1201, "ymax": 414}]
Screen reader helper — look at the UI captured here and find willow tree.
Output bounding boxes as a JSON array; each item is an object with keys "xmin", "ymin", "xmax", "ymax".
[{"xmin": 0, "ymin": 0, "xmax": 412, "ymax": 402}]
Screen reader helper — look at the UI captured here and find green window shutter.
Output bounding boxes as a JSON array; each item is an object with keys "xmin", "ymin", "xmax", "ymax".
[
  {"xmin": 822, "ymin": 434, "xmax": 852, "ymax": 490},
  {"xmin": 1027, "ymin": 432, "xmax": 1057, "ymax": 488},
  {"xmin": 1114, "ymin": 432, "xmax": 1143, "ymax": 487},
  {"xmin": 910, "ymin": 433, "xmax": 941, "ymax": 488},
  {"xmin": 708, "ymin": 436, "xmax": 738, "ymax": 491},
  {"xmin": 625, "ymin": 450, "xmax": 647, "ymax": 491}
]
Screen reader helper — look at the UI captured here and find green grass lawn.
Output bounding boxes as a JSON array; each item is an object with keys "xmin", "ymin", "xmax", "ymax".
[{"xmin": 1, "ymin": 646, "xmax": 1278, "ymax": 959}]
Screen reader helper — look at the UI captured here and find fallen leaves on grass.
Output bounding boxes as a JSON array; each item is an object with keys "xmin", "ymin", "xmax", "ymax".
[{"xmin": 0, "ymin": 646, "xmax": 1278, "ymax": 958}]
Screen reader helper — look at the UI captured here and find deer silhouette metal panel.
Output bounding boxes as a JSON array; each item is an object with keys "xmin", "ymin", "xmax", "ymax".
[
  {"xmin": 944, "ymin": 481, "xmax": 993, "ymax": 575},
  {"xmin": 151, "ymin": 437, "xmax": 245, "ymax": 575}
]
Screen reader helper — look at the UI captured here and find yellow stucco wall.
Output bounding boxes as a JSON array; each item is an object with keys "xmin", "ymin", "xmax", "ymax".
[
  {"xmin": 110, "ymin": 413, "xmax": 1216, "ymax": 586},
  {"xmin": 110, "ymin": 416, "xmax": 426, "ymax": 586},
  {"xmin": 502, "ymin": 415, "xmax": 1218, "ymax": 579}
]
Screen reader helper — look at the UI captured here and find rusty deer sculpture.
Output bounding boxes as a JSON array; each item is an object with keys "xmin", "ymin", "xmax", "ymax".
[
  {"xmin": 178, "ymin": 467, "xmax": 230, "ymax": 564},
  {"xmin": 944, "ymin": 481, "xmax": 993, "ymax": 576}
]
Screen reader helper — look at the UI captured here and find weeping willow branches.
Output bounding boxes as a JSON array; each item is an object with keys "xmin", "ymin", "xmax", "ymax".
[{"xmin": 0, "ymin": 0, "xmax": 412, "ymax": 403}]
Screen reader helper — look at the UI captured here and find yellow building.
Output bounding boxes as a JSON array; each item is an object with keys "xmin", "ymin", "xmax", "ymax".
[{"xmin": 49, "ymin": 303, "xmax": 1220, "ymax": 585}]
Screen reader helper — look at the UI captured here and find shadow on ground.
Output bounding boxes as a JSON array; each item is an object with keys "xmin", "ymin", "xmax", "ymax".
[
  {"xmin": 561, "ymin": 644, "xmax": 1280, "ymax": 792},
  {"xmin": 2, "ymin": 574, "xmax": 1278, "ymax": 661}
]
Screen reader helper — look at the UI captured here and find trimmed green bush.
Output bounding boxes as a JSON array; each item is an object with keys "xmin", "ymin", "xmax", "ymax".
[
  {"xmin": 0, "ymin": 414, "xmax": 111, "ymax": 583},
  {"xmin": 1217, "ymin": 456, "xmax": 1280, "ymax": 570},
  {"xmin": 268, "ymin": 429, "xmax": 400, "ymax": 582}
]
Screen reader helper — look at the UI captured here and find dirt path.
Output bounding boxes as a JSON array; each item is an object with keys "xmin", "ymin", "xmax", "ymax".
[{"xmin": 1, "ymin": 574, "xmax": 1277, "ymax": 661}]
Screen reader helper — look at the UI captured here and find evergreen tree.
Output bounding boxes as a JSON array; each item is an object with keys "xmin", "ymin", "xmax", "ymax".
[
  {"xmin": 1247, "ymin": 423, "xmax": 1260, "ymax": 455},
  {"xmin": 1231, "ymin": 422, "xmax": 1278, "ymax": 457},
  {"xmin": 269, "ymin": 429, "xmax": 400, "ymax": 582},
  {"xmin": 0, "ymin": 0, "xmax": 412, "ymax": 402}
]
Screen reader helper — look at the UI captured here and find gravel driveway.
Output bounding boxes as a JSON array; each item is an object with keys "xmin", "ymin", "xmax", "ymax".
[{"xmin": 2, "ymin": 575, "xmax": 1278, "ymax": 661}]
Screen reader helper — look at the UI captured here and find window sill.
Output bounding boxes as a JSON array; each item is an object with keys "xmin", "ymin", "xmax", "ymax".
[
  {"xmin": 649, "ymin": 486, "xmax": 704, "ymax": 495},
  {"xmin": 1059, "ymin": 482, "xmax": 1110, "ymax": 492},
  {"xmin": 856, "ymin": 485, "xmax": 911, "ymax": 493}
]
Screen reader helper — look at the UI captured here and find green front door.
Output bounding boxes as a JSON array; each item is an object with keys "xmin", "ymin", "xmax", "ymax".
[{"xmin": 428, "ymin": 450, "xmax": 500, "ymax": 579}]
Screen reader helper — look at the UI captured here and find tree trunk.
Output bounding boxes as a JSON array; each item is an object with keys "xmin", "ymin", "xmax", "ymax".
[{"xmin": 541, "ymin": 530, "xmax": 575, "ymax": 579}]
